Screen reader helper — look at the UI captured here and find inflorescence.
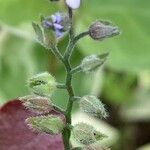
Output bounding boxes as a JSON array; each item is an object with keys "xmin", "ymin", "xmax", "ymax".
[{"xmin": 19, "ymin": 0, "xmax": 120, "ymax": 150}]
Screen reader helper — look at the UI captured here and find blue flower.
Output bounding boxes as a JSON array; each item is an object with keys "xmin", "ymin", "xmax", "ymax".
[
  {"xmin": 65, "ymin": 0, "xmax": 81, "ymax": 9},
  {"xmin": 42, "ymin": 13, "xmax": 66, "ymax": 38}
]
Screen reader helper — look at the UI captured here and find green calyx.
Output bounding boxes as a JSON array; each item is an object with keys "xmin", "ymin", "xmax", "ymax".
[
  {"xmin": 72, "ymin": 123, "xmax": 107, "ymax": 145},
  {"xmin": 26, "ymin": 115, "xmax": 64, "ymax": 135},
  {"xmin": 19, "ymin": 95, "xmax": 53, "ymax": 114},
  {"xmin": 79, "ymin": 95, "xmax": 108, "ymax": 119},
  {"xmin": 28, "ymin": 72, "xmax": 56, "ymax": 97}
]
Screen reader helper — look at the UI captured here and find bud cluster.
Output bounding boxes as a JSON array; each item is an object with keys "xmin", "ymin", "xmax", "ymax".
[
  {"xmin": 19, "ymin": 72, "xmax": 66, "ymax": 135},
  {"xmin": 22, "ymin": 0, "xmax": 121, "ymax": 149},
  {"xmin": 33, "ymin": 12, "xmax": 71, "ymax": 48}
]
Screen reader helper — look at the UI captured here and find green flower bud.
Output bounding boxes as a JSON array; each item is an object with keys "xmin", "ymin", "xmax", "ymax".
[
  {"xmin": 83, "ymin": 144, "xmax": 110, "ymax": 150},
  {"xmin": 28, "ymin": 72, "xmax": 56, "ymax": 97},
  {"xmin": 72, "ymin": 123, "xmax": 107, "ymax": 145},
  {"xmin": 79, "ymin": 95, "xmax": 108, "ymax": 119},
  {"xmin": 81, "ymin": 53, "xmax": 108, "ymax": 73},
  {"xmin": 26, "ymin": 115, "xmax": 64, "ymax": 135},
  {"xmin": 19, "ymin": 95, "xmax": 53, "ymax": 114},
  {"xmin": 89, "ymin": 20, "xmax": 120, "ymax": 41}
]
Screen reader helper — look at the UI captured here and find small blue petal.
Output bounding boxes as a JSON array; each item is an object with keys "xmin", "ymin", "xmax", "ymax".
[
  {"xmin": 53, "ymin": 23, "xmax": 63, "ymax": 30},
  {"xmin": 55, "ymin": 29, "xmax": 63, "ymax": 38},
  {"xmin": 55, "ymin": 13, "xmax": 62, "ymax": 23},
  {"xmin": 43, "ymin": 20, "xmax": 53, "ymax": 28}
]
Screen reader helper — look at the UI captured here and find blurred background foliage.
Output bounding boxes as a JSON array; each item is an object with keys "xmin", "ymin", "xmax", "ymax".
[{"xmin": 0, "ymin": 0, "xmax": 150, "ymax": 149}]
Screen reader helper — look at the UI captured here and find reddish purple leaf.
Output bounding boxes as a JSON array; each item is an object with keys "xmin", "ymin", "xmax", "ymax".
[{"xmin": 0, "ymin": 99, "xmax": 64, "ymax": 150}]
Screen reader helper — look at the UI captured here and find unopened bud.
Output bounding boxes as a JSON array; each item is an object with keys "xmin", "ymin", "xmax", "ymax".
[
  {"xmin": 26, "ymin": 115, "xmax": 64, "ymax": 135},
  {"xmin": 89, "ymin": 20, "xmax": 120, "ymax": 41},
  {"xmin": 65, "ymin": 0, "xmax": 81, "ymax": 9},
  {"xmin": 79, "ymin": 95, "xmax": 108, "ymax": 119},
  {"xmin": 81, "ymin": 53, "xmax": 108, "ymax": 73},
  {"xmin": 19, "ymin": 95, "xmax": 53, "ymax": 114},
  {"xmin": 28, "ymin": 72, "xmax": 56, "ymax": 97},
  {"xmin": 72, "ymin": 123, "xmax": 107, "ymax": 145}
]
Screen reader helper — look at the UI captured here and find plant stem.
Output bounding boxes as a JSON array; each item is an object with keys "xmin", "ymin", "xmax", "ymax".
[
  {"xmin": 62, "ymin": 58, "xmax": 74, "ymax": 150},
  {"xmin": 61, "ymin": 7, "xmax": 89, "ymax": 150},
  {"xmin": 50, "ymin": 45, "xmax": 64, "ymax": 63},
  {"xmin": 64, "ymin": 31, "xmax": 89, "ymax": 60},
  {"xmin": 71, "ymin": 66, "xmax": 82, "ymax": 74},
  {"xmin": 61, "ymin": 7, "xmax": 75, "ymax": 150}
]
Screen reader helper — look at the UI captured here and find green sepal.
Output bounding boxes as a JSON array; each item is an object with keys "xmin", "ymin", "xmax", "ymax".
[
  {"xmin": 28, "ymin": 72, "xmax": 56, "ymax": 97},
  {"xmin": 98, "ymin": 52, "xmax": 109, "ymax": 60},
  {"xmin": 19, "ymin": 95, "xmax": 53, "ymax": 114},
  {"xmin": 32, "ymin": 22, "xmax": 44, "ymax": 43},
  {"xmin": 72, "ymin": 122, "xmax": 107, "ymax": 145},
  {"xmin": 40, "ymin": 15, "xmax": 57, "ymax": 48},
  {"xmin": 79, "ymin": 95, "xmax": 108, "ymax": 119},
  {"xmin": 26, "ymin": 115, "xmax": 64, "ymax": 135}
]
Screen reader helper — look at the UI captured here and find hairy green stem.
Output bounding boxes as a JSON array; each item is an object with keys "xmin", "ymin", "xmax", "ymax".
[
  {"xmin": 60, "ymin": 7, "xmax": 89, "ymax": 150},
  {"xmin": 50, "ymin": 45, "xmax": 64, "ymax": 63},
  {"xmin": 71, "ymin": 66, "xmax": 82, "ymax": 74},
  {"xmin": 62, "ymin": 59, "xmax": 74, "ymax": 150},
  {"xmin": 61, "ymin": 7, "xmax": 75, "ymax": 150},
  {"xmin": 64, "ymin": 30, "xmax": 89, "ymax": 60}
]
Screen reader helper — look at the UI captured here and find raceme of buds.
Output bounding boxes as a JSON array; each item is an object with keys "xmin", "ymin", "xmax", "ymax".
[
  {"xmin": 79, "ymin": 95, "xmax": 108, "ymax": 119},
  {"xmin": 42, "ymin": 12, "xmax": 71, "ymax": 38},
  {"xmin": 28, "ymin": 72, "xmax": 56, "ymax": 97},
  {"xmin": 26, "ymin": 115, "xmax": 64, "ymax": 135},
  {"xmin": 72, "ymin": 123, "xmax": 107, "ymax": 145},
  {"xmin": 81, "ymin": 53, "xmax": 108, "ymax": 73},
  {"xmin": 65, "ymin": 0, "xmax": 81, "ymax": 9},
  {"xmin": 89, "ymin": 20, "xmax": 120, "ymax": 41},
  {"xmin": 19, "ymin": 95, "xmax": 53, "ymax": 114}
]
